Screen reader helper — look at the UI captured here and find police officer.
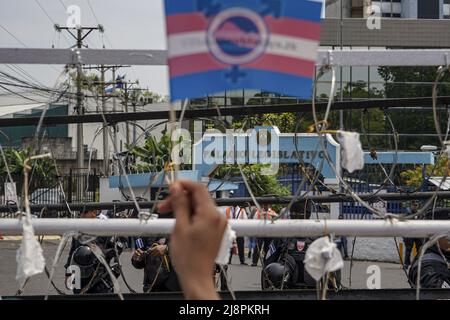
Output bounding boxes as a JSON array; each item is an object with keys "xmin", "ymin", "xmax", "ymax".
[
  {"xmin": 408, "ymin": 209, "xmax": 450, "ymax": 289},
  {"xmin": 261, "ymin": 203, "xmax": 341, "ymax": 290},
  {"xmin": 131, "ymin": 191, "xmax": 181, "ymax": 292},
  {"xmin": 262, "ymin": 237, "xmax": 316, "ymax": 290},
  {"xmin": 64, "ymin": 211, "xmax": 124, "ymax": 294},
  {"xmin": 403, "ymin": 201, "xmax": 422, "ymax": 267},
  {"xmin": 131, "ymin": 236, "xmax": 181, "ymax": 292}
]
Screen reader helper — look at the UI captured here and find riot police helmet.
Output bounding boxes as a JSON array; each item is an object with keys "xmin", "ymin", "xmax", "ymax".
[{"xmin": 73, "ymin": 245, "xmax": 96, "ymax": 267}]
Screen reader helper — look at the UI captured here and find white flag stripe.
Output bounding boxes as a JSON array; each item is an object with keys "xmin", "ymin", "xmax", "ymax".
[
  {"xmin": 168, "ymin": 32, "xmax": 319, "ymax": 62},
  {"xmin": 168, "ymin": 31, "xmax": 209, "ymax": 58}
]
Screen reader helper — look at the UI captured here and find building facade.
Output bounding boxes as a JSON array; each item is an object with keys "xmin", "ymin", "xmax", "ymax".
[
  {"xmin": 370, "ymin": 0, "xmax": 444, "ymax": 19},
  {"xmin": 325, "ymin": 0, "xmax": 449, "ymax": 19}
]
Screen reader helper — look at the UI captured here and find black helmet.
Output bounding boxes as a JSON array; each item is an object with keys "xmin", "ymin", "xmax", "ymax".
[
  {"xmin": 73, "ymin": 245, "xmax": 96, "ymax": 267},
  {"xmin": 263, "ymin": 262, "xmax": 289, "ymax": 288}
]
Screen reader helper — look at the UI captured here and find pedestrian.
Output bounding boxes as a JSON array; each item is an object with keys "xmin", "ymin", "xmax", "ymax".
[
  {"xmin": 403, "ymin": 201, "xmax": 421, "ymax": 267},
  {"xmin": 157, "ymin": 180, "xmax": 227, "ymax": 299},
  {"xmin": 251, "ymin": 204, "xmax": 278, "ymax": 266},
  {"xmin": 225, "ymin": 206, "xmax": 248, "ymax": 265},
  {"xmin": 337, "ymin": 215, "xmax": 349, "ymax": 259}
]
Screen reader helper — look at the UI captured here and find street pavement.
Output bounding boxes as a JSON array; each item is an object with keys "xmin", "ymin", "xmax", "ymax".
[{"xmin": 0, "ymin": 239, "xmax": 409, "ymax": 297}]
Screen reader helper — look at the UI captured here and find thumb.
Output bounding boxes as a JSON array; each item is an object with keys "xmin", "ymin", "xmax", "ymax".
[{"xmin": 170, "ymin": 182, "xmax": 191, "ymax": 229}]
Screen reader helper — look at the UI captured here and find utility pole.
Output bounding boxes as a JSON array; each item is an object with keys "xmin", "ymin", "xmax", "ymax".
[
  {"xmin": 111, "ymin": 67, "xmax": 119, "ymax": 175},
  {"xmin": 83, "ymin": 64, "xmax": 129, "ymax": 177},
  {"xmin": 123, "ymin": 82, "xmax": 130, "ymax": 147},
  {"xmin": 339, "ymin": 0, "xmax": 344, "ymax": 131},
  {"xmin": 120, "ymin": 80, "xmax": 140, "ymax": 147},
  {"xmin": 100, "ymin": 65, "xmax": 108, "ymax": 176},
  {"xmin": 55, "ymin": 25, "xmax": 104, "ymax": 171}
]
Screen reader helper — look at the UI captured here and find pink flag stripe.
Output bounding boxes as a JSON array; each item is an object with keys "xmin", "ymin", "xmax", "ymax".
[
  {"xmin": 166, "ymin": 13, "xmax": 320, "ymax": 41},
  {"xmin": 169, "ymin": 53, "xmax": 226, "ymax": 77},
  {"xmin": 169, "ymin": 53, "xmax": 316, "ymax": 78},
  {"xmin": 245, "ymin": 54, "xmax": 316, "ymax": 78},
  {"xmin": 166, "ymin": 13, "xmax": 208, "ymax": 35}
]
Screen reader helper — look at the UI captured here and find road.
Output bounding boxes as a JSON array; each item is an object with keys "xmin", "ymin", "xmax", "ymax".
[{"xmin": 0, "ymin": 239, "xmax": 409, "ymax": 297}]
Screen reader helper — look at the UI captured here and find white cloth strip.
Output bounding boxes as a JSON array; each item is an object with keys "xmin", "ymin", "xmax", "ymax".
[{"xmin": 168, "ymin": 31, "xmax": 319, "ymax": 61}]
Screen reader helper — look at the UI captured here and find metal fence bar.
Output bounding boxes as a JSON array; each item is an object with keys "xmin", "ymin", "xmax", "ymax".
[
  {"xmin": 0, "ymin": 191, "xmax": 448, "ymax": 212},
  {"xmin": 3, "ymin": 48, "xmax": 450, "ymax": 67},
  {"xmin": 1, "ymin": 219, "xmax": 449, "ymax": 238}
]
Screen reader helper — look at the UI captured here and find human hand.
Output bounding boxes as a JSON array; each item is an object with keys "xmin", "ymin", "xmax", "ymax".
[
  {"xmin": 157, "ymin": 180, "xmax": 227, "ymax": 300},
  {"xmin": 150, "ymin": 244, "xmax": 167, "ymax": 257},
  {"xmin": 132, "ymin": 248, "xmax": 146, "ymax": 262}
]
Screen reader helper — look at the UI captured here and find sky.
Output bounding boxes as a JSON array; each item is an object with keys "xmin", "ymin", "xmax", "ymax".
[{"xmin": 0, "ymin": 0, "xmax": 170, "ymax": 96}]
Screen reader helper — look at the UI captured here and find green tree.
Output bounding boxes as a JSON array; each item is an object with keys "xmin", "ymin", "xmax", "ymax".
[
  {"xmin": 400, "ymin": 155, "xmax": 448, "ymax": 188},
  {"xmin": 0, "ymin": 146, "xmax": 57, "ymax": 186},
  {"xmin": 127, "ymin": 127, "xmax": 188, "ymax": 173},
  {"xmin": 377, "ymin": 66, "xmax": 450, "ymax": 150},
  {"xmin": 214, "ymin": 164, "xmax": 291, "ymax": 211}
]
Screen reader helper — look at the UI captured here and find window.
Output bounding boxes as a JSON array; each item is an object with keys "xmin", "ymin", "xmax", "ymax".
[
  {"xmin": 372, "ymin": 0, "xmax": 402, "ymax": 18},
  {"xmin": 418, "ymin": 0, "xmax": 440, "ymax": 19}
]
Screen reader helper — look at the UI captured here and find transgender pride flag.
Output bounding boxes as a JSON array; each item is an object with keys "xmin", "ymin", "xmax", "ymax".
[{"xmin": 164, "ymin": 0, "xmax": 322, "ymax": 101}]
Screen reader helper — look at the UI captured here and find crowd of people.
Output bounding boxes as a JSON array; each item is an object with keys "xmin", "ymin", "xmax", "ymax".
[{"xmin": 63, "ymin": 182, "xmax": 450, "ymax": 299}]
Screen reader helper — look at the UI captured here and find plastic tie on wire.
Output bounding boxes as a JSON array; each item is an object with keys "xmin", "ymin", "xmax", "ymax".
[
  {"xmin": 215, "ymin": 223, "xmax": 236, "ymax": 266},
  {"xmin": 15, "ymin": 213, "xmax": 46, "ymax": 287},
  {"xmin": 317, "ymin": 50, "xmax": 334, "ymax": 79},
  {"xmin": 337, "ymin": 131, "xmax": 365, "ymax": 173},
  {"xmin": 304, "ymin": 236, "xmax": 344, "ymax": 282},
  {"xmin": 138, "ymin": 210, "xmax": 158, "ymax": 221}
]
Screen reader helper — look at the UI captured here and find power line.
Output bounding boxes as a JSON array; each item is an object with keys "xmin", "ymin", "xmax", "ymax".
[
  {"xmin": 33, "ymin": 0, "xmax": 79, "ymax": 48},
  {"xmin": 0, "ymin": 84, "xmax": 44, "ymax": 103},
  {"xmin": 84, "ymin": 0, "xmax": 138, "ymax": 93},
  {"xmin": 0, "ymin": 24, "xmax": 51, "ymax": 88},
  {"xmin": 86, "ymin": 0, "xmax": 101, "ymax": 25},
  {"xmin": 84, "ymin": 0, "xmax": 139, "ymax": 80},
  {"xmin": 34, "ymin": 0, "xmax": 57, "ymax": 25},
  {"xmin": 0, "ymin": 24, "xmax": 28, "ymax": 47},
  {"xmin": 4, "ymin": 65, "xmax": 45, "ymax": 87},
  {"xmin": 85, "ymin": 0, "xmax": 114, "ymax": 49},
  {"xmin": 58, "ymin": 0, "xmax": 67, "ymax": 10}
]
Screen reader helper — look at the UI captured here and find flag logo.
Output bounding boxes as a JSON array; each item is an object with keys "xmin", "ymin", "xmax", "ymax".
[
  {"xmin": 165, "ymin": 0, "xmax": 323, "ymax": 101},
  {"xmin": 207, "ymin": 8, "xmax": 269, "ymax": 65}
]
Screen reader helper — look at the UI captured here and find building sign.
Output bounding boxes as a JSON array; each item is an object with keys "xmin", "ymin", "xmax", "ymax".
[{"xmin": 193, "ymin": 126, "xmax": 340, "ymax": 179}]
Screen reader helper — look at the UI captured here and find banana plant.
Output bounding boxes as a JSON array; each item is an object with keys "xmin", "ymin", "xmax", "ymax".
[
  {"xmin": 0, "ymin": 146, "xmax": 57, "ymax": 186},
  {"xmin": 127, "ymin": 128, "xmax": 187, "ymax": 173}
]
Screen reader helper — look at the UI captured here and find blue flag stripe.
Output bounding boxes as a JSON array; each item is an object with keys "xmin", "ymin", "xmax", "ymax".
[
  {"xmin": 165, "ymin": 0, "xmax": 322, "ymax": 23},
  {"xmin": 170, "ymin": 69, "xmax": 313, "ymax": 101}
]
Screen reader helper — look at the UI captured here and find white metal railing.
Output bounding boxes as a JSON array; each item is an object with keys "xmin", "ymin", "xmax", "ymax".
[
  {"xmin": 1, "ymin": 219, "xmax": 449, "ymax": 238},
  {"xmin": 3, "ymin": 48, "xmax": 450, "ymax": 67}
]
